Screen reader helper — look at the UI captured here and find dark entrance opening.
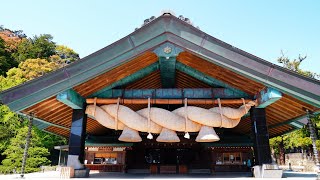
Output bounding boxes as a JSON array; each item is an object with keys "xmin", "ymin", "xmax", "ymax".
[
  {"xmin": 145, "ymin": 148, "xmax": 193, "ymax": 164},
  {"xmin": 144, "ymin": 148, "xmax": 194, "ymax": 174},
  {"xmin": 126, "ymin": 137, "xmax": 211, "ymax": 174}
]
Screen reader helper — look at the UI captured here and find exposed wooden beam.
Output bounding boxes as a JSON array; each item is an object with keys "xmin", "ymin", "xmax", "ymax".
[
  {"xmin": 269, "ymin": 115, "xmax": 306, "ymax": 130},
  {"xmin": 270, "ymin": 128, "xmax": 297, "ymax": 138},
  {"xmin": 43, "ymin": 129, "xmax": 66, "ymax": 138},
  {"xmin": 17, "ymin": 112, "xmax": 70, "ymax": 130},
  {"xmin": 33, "ymin": 119, "xmax": 50, "ymax": 130},
  {"xmin": 289, "ymin": 121, "xmax": 305, "ymax": 129},
  {"xmin": 93, "ymin": 88, "xmax": 251, "ymax": 99},
  {"xmin": 56, "ymin": 89, "xmax": 85, "ymax": 109},
  {"xmin": 86, "ymin": 98, "xmax": 252, "ymax": 105},
  {"xmin": 255, "ymin": 87, "xmax": 282, "ymax": 108},
  {"xmin": 268, "ymin": 110, "xmax": 320, "ymax": 129}
]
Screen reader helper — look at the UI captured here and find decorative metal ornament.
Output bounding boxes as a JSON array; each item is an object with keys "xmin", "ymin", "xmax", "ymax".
[{"xmin": 163, "ymin": 46, "xmax": 172, "ymax": 54}]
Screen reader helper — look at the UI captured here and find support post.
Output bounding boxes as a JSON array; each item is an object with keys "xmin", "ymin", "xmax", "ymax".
[
  {"xmin": 20, "ymin": 113, "xmax": 33, "ymax": 178},
  {"xmin": 58, "ymin": 149, "xmax": 62, "ymax": 166},
  {"xmin": 67, "ymin": 103, "xmax": 89, "ymax": 177},
  {"xmin": 250, "ymin": 107, "xmax": 272, "ymax": 165}
]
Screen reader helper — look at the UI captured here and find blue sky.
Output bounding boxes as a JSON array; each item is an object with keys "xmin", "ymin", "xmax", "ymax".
[{"xmin": 1, "ymin": 0, "xmax": 319, "ymax": 73}]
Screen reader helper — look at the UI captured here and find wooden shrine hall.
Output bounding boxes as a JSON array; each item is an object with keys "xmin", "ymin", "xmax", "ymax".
[{"xmin": 1, "ymin": 13, "xmax": 320, "ymax": 177}]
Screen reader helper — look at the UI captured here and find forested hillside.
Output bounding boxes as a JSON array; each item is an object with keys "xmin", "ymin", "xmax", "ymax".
[{"xmin": 0, "ymin": 26, "xmax": 79, "ymax": 174}]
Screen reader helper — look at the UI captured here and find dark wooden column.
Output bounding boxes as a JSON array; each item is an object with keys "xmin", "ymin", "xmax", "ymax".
[
  {"xmin": 250, "ymin": 107, "xmax": 272, "ymax": 165},
  {"xmin": 67, "ymin": 103, "xmax": 87, "ymax": 169}
]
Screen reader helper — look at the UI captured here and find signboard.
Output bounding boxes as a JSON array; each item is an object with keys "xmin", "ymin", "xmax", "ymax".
[
  {"xmin": 113, "ymin": 147, "xmax": 125, "ymax": 152},
  {"xmin": 88, "ymin": 147, "xmax": 99, "ymax": 151}
]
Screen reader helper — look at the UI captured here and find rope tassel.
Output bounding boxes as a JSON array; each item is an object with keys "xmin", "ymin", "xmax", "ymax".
[
  {"xmin": 147, "ymin": 97, "xmax": 153, "ymax": 139},
  {"xmin": 218, "ymin": 98, "xmax": 223, "ymax": 128},
  {"xmin": 184, "ymin": 98, "xmax": 190, "ymax": 139},
  {"xmin": 115, "ymin": 97, "xmax": 120, "ymax": 130}
]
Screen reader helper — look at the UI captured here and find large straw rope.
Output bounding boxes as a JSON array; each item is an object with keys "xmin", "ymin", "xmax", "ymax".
[{"xmin": 85, "ymin": 100, "xmax": 256, "ymax": 135}]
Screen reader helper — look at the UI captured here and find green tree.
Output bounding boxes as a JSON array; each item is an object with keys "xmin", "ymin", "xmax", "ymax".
[
  {"xmin": 34, "ymin": 128, "xmax": 67, "ymax": 164},
  {"xmin": 0, "ymin": 105, "xmax": 22, "ymax": 152},
  {"xmin": 285, "ymin": 128, "xmax": 312, "ymax": 149},
  {"xmin": 12, "ymin": 34, "xmax": 56, "ymax": 63},
  {"xmin": 0, "ymin": 58, "xmax": 59, "ymax": 91},
  {"xmin": 278, "ymin": 52, "xmax": 319, "ymax": 79},
  {"xmin": 0, "ymin": 68, "xmax": 27, "ymax": 91},
  {"xmin": 18, "ymin": 58, "xmax": 59, "ymax": 80},
  {"xmin": 0, "ymin": 126, "xmax": 50, "ymax": 174},
  {"xmin": 52, "ymin": 45, "xmax": 79, "ymax": 65},
  {"xmin": 270, "ymin": 136, "xmax": 288, "ymax": 165},
  {"xmin": 0, "ymin": 37, "xmax": 17, "ymax": 75}
]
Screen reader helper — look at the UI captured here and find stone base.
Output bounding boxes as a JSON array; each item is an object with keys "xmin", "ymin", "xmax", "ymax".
[
  {"xmin": 67, "ymin": 155, "xmax": 84, "ymax": 169},
  {"xmin": 74, "ymin": 168, "xmax": 90, "ymax": 178},
  {"xmin": 252, "ymin": 164, "xmax": 283, "ymax": 178},
  {"xmin": 262, "ymin": 169, "xmax": 283, "ymax": 178}
]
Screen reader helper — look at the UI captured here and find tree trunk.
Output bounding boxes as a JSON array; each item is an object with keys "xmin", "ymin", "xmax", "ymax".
[
  {"xmin": 271, "ymin": 148, "xmax": 277, "ymax": 163},
  {"xmin": 279, "ymin": 138, "xmax": 285, "ymax": 165}
]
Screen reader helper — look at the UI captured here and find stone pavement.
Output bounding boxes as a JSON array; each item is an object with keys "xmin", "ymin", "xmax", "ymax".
[{"xmin": 0, "ymin": 171, "xmax": 317, "ymax": 179}]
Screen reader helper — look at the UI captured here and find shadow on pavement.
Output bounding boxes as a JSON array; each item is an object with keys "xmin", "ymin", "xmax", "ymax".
[
  {"xmin": 283, "ymin": 171, "xmax": 317, "ymax": 178},
  {"xmin": 89, "ymin": 172, "xmax": 253, "ymax": 179}
]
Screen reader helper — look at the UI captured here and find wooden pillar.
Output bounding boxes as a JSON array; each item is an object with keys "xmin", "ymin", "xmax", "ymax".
[
  {"xmin": 67, "ymin": 104, "xmax": 87, "ymax": 169},
  {"xmin": 250, "ymin": 107, "xmax": 272, "ymax": 165}
]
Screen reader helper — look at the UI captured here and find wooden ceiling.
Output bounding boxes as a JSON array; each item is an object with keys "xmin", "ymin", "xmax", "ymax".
[
  {"xmin": 22, "ymin": 51, "xmax": 318, "ymax": 139},
  {"xmin": 176, "ymin": 52, "xmax": 265, "ymax": 96},
  {"xmin": 177, "ymin": 52, "xmax": 317, "ymax": 136},
  {"xmin": 73, "ymin": 51, "xmax": 159, "ymax": 97}
]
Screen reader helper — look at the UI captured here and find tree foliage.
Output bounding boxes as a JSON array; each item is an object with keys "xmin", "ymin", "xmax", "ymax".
[
  {"xmin": 0, "ymin": 105, "xmax": 22, "ymax": 152},
  {"xmin": 0, "ymin": 28, "xmax": 24, "ymax": 53},
  {"xmin": 53, "ymin": 45, "xmax": 79, "ymax": 65},
  {"xmin": 0, "ymin": 127, "xmax": 51, "ymax": 173},
  {"xmin": 12, "ymin": 34, "xmax": 56, "ymax": 63},
  {"xmin": 0, "ymin": 37, "xmax": 17, "ymax": 75},
  {"xmin": 0, "ymin": 58, "xmax": 59, "ymax": 91},
  {"xmin": 0, "ymin": 68, "xmax": 26, "ymax": 91},
  {"xmin": 278, "ymin": 52, "xmax": 319, "ymax": 79},
  {"xmin": 18, "ymin": 58, "xmax": 59, "ymax": 80},
  {"xmin": 0, "ymin": 26, "xmax": 79, "ymax": 174}
]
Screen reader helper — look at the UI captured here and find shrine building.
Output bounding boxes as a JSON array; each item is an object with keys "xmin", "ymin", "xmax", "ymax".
[{"xmin": 1, "ymin": 13, "xmax": 320, "ymax": 176}]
